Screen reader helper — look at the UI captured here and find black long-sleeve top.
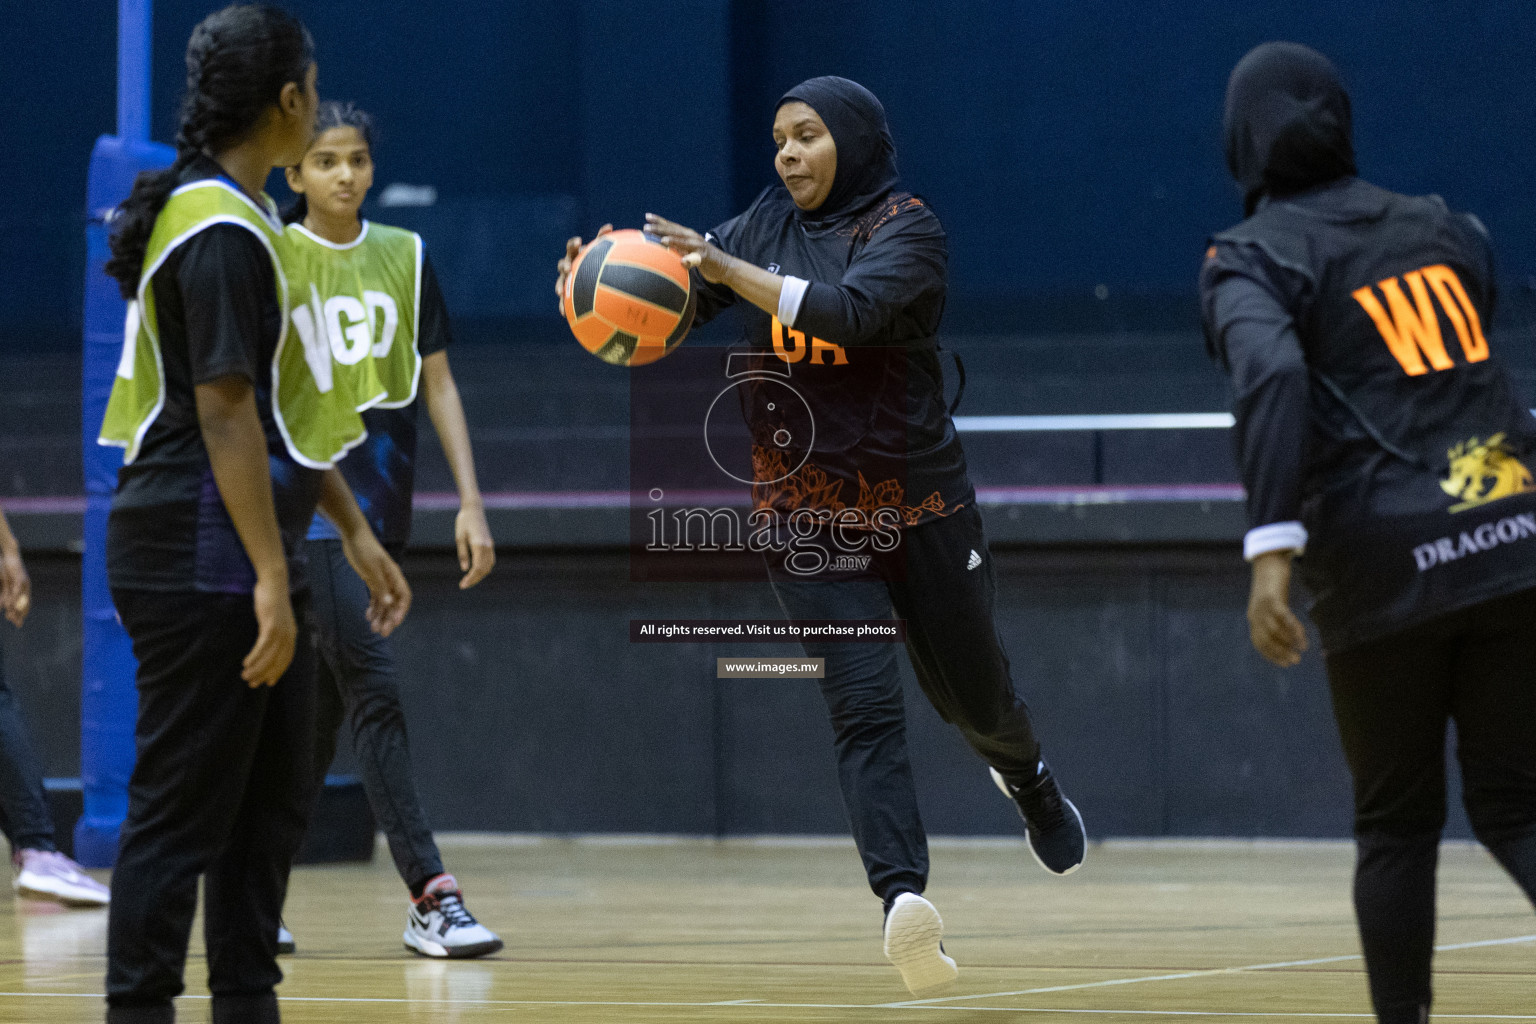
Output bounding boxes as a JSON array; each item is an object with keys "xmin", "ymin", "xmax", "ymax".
[
  {"xmin": 1201, "ymin": 177, "xmax": 1536, "ymax": 651},
  {"xmin": 693, "ymin": 186, "xmax": 971, "ymax": 526},
  {"xmin": 1201, "ymin": 237, "xmax": 1313, "ymax": 558}
]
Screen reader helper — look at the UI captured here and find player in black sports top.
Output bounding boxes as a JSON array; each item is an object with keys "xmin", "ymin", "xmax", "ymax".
[
  {"xmin": 558, "ymin": 75, "xmax": 1086, "ymax": 997},
  {"xmin": 1202, "ymin": 42, "xmax": 1536, "ymax": 1024}
]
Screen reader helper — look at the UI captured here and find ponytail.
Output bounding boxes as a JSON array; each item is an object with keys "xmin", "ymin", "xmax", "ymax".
[
  {"xmin": 105, "ymin": 4, "xmax": 314, "ymax": 299},
  {"xmin": 104, "ymin": 158, "xmax": 199, "ymax": 300}
]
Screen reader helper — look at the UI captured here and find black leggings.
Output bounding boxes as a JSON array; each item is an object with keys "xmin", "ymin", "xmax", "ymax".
[
  {"xmin": 769, "ymin": 502, "xmax": 1042, "ymax": 902},
  {"xmin": 1326, "ymin": 586, "xmax": 1536, "ymax": 1024},
  {"xmin": 305, "ymin": 538, "xmax": 443, "ymax": 892}
]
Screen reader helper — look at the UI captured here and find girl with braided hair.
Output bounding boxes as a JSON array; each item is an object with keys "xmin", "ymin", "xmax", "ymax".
[{"xmin": 99, "ymin": 6, "xmax": 410, "ymax": 1022}]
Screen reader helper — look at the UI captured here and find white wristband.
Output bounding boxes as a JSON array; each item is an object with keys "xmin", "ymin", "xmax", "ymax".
[
  {"xmin": 777, "ymin": 275, "xmax": 811, "ymax": 328},
  {"xmin": 1244, "ymin": 521, "xmax": 1308, "ymax": 561}
]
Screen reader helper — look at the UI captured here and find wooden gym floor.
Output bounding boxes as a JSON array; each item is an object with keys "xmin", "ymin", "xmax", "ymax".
[{"xmin": 0, "ymin": 836, "xmax": 1530, "ymax": 1022}]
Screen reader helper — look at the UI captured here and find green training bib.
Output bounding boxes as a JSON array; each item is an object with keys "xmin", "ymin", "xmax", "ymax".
[
  {"xmin": 284, "ymin": 220, "xmax": 423, "ymax": 410},
  {"xmin": 99, "ymin": 178, "xmax": 374, "ymax": 468}
]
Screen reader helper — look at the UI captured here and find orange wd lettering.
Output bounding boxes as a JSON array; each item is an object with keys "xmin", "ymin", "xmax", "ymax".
[{"xmin": 1351, "ymin": 265, "xmax": 1480, "ymax": 376}]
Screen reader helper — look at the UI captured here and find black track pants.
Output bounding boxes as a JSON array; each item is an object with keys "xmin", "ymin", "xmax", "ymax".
[
  {"xmin": 1326, "ymin": 586, "xmax": 1536, "ymax": 1024},
  {"xmin": 769, "ymin": 503, "xmax": 1043, "ymax": 902},
  {"xmin": 105, "ymin": 589, "xmax": 318, "ymax": 1024}
]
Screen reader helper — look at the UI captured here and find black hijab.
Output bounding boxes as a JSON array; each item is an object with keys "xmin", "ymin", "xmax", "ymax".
[
  {"xmin": 777, "ymin": 76, "xmax": 900, "ymax": 222},
  {"xmin": 1223, "ymin": 42, "xmax": 1357, "ymax": 216}
]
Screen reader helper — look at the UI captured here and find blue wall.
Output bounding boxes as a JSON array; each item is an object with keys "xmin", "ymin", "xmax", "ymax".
[
  {"xmin": 1, "ymin": 3, "xmax": 116, "ymax": 350},
  {"xmin": 7, "ymin": 1, "xmax": 1536, "ymax": 347},
  {"xmin": 734, "ymin": 0, "xmax": 1536, "ymax": 301}
]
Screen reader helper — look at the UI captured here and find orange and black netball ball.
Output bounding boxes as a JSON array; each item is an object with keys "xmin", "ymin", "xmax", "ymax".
[{"xmin": 563, "ymin": 229, "xmax": 696, "ymax": 366}]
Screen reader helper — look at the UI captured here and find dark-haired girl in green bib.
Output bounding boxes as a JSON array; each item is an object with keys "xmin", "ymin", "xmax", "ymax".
[{"xmin": 279, "ymin": 101, "xmax": 500, "ymax": 959}]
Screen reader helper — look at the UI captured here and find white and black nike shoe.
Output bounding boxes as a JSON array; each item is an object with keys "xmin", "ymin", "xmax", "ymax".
[
  {"xmin": 991, "ymin": 760, "xmax": 1087, "ymax": 875},
  {"xmin": 403, "ymin": 874, "xmax": 503, "ymax": 959},
  {"xmin": 883, "ymin": 892, "xmax": 958, "ymax": 996}
]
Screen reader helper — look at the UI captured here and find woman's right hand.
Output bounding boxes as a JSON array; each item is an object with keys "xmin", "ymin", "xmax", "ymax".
[
  {"xmin": 244, "ymin": 569, "xmax": 297, "ymax": 687},
  {"xmin": 554, "ymin": 223, "xmax": 613, "ymax": 304}
]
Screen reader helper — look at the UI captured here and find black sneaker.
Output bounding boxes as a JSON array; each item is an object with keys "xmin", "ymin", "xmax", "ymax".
[
  {"xmin": 276, "ymin": 922, "xmax": 296, "ymax": 955},
  {"xmin": 991, "ymin": 760, "xmax": 1086, "ymax": 875}
]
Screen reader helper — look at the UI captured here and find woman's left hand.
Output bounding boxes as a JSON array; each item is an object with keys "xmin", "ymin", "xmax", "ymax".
[
  {"xmin": 1247, "ymin": 550, "xmax": 1307, "ymax": 667},
  {"xmin": 646, "ymin": 214, "xmax": 732, "ymax": 283}
]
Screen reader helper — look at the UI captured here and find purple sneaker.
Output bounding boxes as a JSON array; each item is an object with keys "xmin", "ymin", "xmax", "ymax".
[{"xmin": 13, "ymin": 849, "xmax": 110, "ymax": 907}]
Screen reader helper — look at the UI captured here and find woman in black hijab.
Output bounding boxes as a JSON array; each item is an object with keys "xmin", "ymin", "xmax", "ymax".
[
  {"xmin": 557, "ymin": 76, "xmax": 1086, "ymax": 997},
  {"xmin": 1203, "ymin": 42, "xmax": 1536, "ymax": 1024}
]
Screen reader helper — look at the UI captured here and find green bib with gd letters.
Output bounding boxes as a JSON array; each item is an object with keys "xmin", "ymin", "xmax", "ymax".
[{"xmin": 284, "ymin": 219, "xmax": 423, "ymax": 410}]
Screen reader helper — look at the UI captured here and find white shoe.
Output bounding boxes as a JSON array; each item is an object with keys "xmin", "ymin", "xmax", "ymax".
[
  {"xmin": 883, "ymin": 892, "xmax": 958, "ymax": 996},
  {"xmin": 403, "ymin": 874, "xmax": 502, "ymax": 959},
  {"xmin": 13, "ymin": 849, "xmax": 109, "ymax": 907},
  {"xmin": 277, "ymin": 924, "xmax": 295, "ymax": 955}
]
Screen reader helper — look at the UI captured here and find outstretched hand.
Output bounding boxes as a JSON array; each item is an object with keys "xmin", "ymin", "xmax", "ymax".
[{"xmin": 645, "ymin": 214, "xmax": 734, "ymax": 283}]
